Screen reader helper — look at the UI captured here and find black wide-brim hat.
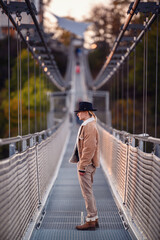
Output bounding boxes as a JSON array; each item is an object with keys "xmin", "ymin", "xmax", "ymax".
[{"xmin": 74, "ymin": 101, "xmax": 97, "ymax": 112}]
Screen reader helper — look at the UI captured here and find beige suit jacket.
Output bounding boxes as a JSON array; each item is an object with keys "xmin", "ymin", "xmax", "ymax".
[{"xmin": 77, "ymin": 120, "xmax": 99, "ymax": 172}]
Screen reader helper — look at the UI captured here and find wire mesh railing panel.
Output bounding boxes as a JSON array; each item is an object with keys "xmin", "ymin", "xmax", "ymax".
[
  {"xmin": 99, "ymin": 124, "xmax": 160, "ymax": 240},
  {"xmin": 99, "ymin": 125, "xmax": 127, "ymax": 202},
  {"xmin": 126, "ymin": 147, "xmax": 160, "ymax": 240},
  {"xmin": 126, "ymin": 146, "xmax": 139, "ymax": 216},
  {"xmin": 0, "ymin": 157, "xmax": 18, "ymax": 239},
  {"xmin": 0, "ymin": 116, "xmax": 70, "ymax": 240},
  {"xmin": 116, "ymin": 141, "xmax": 128, "ymax": 202},
  {"xmin": 37, "ymin": 140, "xmax": 49, "ymax": 202},
  {"xmin": 111, "ymin": 137, "xmax": 119, "ymax": 183},
  {"xmin": 99, "ymin": 126, "xmax": 113, "ymax": 175},
  {"xmin": 0, "ymin": 146, "xmax": 39, "ymax": 240},
  {"xmin": 99, "ymin": 125, "xmax": 128, "ymax": 202}
]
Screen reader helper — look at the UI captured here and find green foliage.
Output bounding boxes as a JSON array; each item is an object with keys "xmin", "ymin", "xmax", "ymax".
[
  {"xmin": 0, "ymin": 48, "xmax": 52, "ymax": 137},
  {"xmin": 10, "ymin": 49, "xmax": 34, "ymax": 92}
]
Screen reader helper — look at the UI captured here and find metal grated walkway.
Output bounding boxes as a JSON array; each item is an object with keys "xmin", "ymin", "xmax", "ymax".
[{"xmin": 30, "ymin": 125, "xmax": 135, "ymax": 240}]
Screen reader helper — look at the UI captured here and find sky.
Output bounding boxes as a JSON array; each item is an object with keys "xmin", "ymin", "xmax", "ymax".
[
  {"xmin": 44, "ymin": 0, "xmax": 111, "ymax": 48},
  {"xmin": 48, "ymin": 0, "xmax": 111, "ymax": 21}
]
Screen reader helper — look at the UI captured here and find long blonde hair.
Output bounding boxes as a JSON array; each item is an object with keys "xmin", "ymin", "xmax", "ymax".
[{"xmin": 88, "ymin": 111, "xmax": 97, "ymax": 121}]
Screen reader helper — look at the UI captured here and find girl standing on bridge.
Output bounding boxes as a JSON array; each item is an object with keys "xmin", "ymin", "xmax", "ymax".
[{"xmin": 69, "ymin": 101, "xmax": 100, "ymax": 230}]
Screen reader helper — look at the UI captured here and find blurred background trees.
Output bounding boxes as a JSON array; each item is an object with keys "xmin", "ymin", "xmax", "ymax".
[
  {"xmin": 86, "ymin": 0, "xmax": 131, "ymax": 77},
  {"xmin": 0, "ymin": 0, "xmax": 159, "ymax": 139},
  {"xmin": 84, "ymin": 0, "xmax": 160, "ymax": 137},
  {"xmin": 0, "ymin": 37, "xmax": 66, "ymax": 138}
]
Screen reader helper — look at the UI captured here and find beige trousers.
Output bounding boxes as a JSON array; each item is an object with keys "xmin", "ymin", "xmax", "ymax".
[{"xmin": 78, "ymin": 164, "xmax": 98, "ymax": 222}]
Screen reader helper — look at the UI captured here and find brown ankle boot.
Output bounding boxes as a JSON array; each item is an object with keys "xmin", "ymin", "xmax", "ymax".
[
  {"xmin": 95, "ymin": 219, "xmax": 99, "ymax": 228},
  {"xmin": 76, "ymin": 221, "xmax": 96, "ymax": 230}
]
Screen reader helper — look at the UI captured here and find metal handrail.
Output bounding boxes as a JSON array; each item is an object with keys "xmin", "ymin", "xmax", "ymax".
[
  {"xmin": 98, "ymin": 120, "xmax": 160, "ymax": 145},
  {"xmin": 0, "ymin": 115, "xmax": 66, "ymax": 146}
]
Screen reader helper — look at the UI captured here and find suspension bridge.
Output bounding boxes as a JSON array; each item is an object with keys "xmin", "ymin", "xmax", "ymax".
[{"xmin": 0, "ymin": 0, "xmax": 160, "ymax": 240}]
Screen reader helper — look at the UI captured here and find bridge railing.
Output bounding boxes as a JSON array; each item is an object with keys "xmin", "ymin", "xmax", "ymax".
[
  {"xmin": 98, "ymin": 123, "xmax": 160, "ymax": 240},
  {"xmin": 0, "ymin": 114, "xmax": 70, "ymax": 240}
]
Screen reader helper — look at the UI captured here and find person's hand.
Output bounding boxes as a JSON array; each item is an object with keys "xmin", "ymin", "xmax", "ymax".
[{"xmin": 79, "ymin": 172, "xmax": 85, "ymax": 176}]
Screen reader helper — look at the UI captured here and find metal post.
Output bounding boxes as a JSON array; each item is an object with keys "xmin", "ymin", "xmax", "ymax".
[
  {"xmin": 9, "ymin": 143, "xmax": 16, "ymax": 157},
  {"xmin": 154, "ymin": 144, "xmax": 160, "ymax": 157},
  {"xmin": 50, "ymin": 95, "xmax": 54, "ymax": 126},
  {"xmin": 123, "ymin": 141, "xmax": 129, "ymax": 204},
  {"xmin": 131, "ymin": 137, "xmax": 135, "ymax": 147},
  {"xmin": 105, "ymin": 92, "xmax": 111, "ymax": 126},
  {"xmin": 35, "ymin": 144, "xmax": 41, "ymax": 206},
  {"xmin": 105, "ymin": 92, "xmax": 109, "ymax": 111},
  {"xmin": 29, "ymin": 137, "xmax": 34, "ymax": 147},
  {"xmin": 139, "ymin": 140, "xmax": 143, "ymax": 151},
  {"xmin": 22, "ymin": 140, "xmax": 27, "ymax": 151}
]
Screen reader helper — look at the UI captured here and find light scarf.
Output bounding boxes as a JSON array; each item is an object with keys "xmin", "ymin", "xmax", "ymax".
[{"xmin": 76, "ymin": 117, "xmax": 95, "ymax": 144}]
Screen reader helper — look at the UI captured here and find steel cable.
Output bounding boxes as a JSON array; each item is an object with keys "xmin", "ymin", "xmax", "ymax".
[
  {"xmin": 143, "ymin": 22, "xmax": 146, "ymax": 134},
  {"xmin": 155, "ymin": 13, "xmax": 159, "ymax": 137},
  {"xmin": 39, "ymin": 66, "xmax": 42, "ymax": 130},
  {"xmin": 34, "ymin": 58, "xmax": 37, "ymax": 132},
  {"xmin": 44, "ymin": 75, "xmax": 47, "ymax": 129},
  {"xmin": 133, "ymin": 47, "xmax": 136, "ymax": 134},
  {"xmin": 27, "ymin": 42, "xmax": 30, "ymax": 133},
  {"xmin": 20, "ymin": 37, "xmax": 22, "ymax": 136},
  {"xmin": 117, "ymin": 70, "xmax": 119, "ymax": 130},
  {"xmin": 121, "ymin": 63, "xmax": 124, "ymax": 131},
  {"xmin": 42, "ymin": 72, "xmax": 45, "ymax": 129},
  {"xmin": 127, "ymin": 56, "xmax": 129, "ymax": 132},
  {"xmin": 145, "ymin": 18, "xmax": 149, "ymax": 135},
  {"xmin": 17, "ymin": 19, "xmax": 20, "ymax": 137},
  {"xmin": 114, "ymin": 74, "xmax": 116, "ymax": 128},
  {"xmin": 8, "ymin": 12, "xmax": 10, "ymax": 138}
]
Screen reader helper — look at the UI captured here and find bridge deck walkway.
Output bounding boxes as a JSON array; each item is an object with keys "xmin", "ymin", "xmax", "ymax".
[{"xmin": 30, "ymin": 124, "xmax": 134, "ymax": 240}]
